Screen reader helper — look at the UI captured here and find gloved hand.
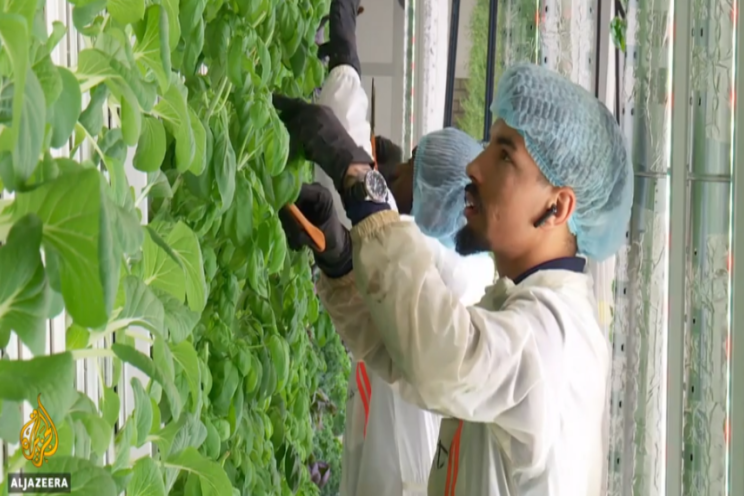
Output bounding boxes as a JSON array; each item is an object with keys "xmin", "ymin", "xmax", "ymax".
[
  {"xmin": 316, "ymin": 0, "xmax": 363, "ymax": 76},
  {"xmin": 273, "ymin": 94, "xmax": 374, "ymax": 191},
  {"xmin": 278, "ymin": 183, "xmax": 353, "ymax": 279}
]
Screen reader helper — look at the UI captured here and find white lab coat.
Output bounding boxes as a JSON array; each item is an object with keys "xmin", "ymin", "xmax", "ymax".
[
  {"xmin": 316, "ymin": 65, "xmax": 495, "ymax": 496},
  {"xmin": 315, "ymin": 209, "xmax": 611, "ymax": 496}
]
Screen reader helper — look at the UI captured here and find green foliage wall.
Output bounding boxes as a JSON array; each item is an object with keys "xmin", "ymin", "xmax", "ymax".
[
  {"xmin": 0, "ymin": 0, "xmax": 351, "ymax": 495},
  {"xmin": 457, "ymin": 0, "xmax": 491, "ymax": 140},
  {"xmin": 457, "ymin": 0, "xmax": 537, "ymax": 141}
]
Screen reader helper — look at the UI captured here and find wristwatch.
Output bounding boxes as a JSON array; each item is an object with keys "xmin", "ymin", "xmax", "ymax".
[{"xmin": 344, "ymin": 168, "xmax": 389, "ymax": 203}]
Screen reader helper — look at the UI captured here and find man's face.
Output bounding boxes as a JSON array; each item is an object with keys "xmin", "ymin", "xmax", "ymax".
[{"xmin": 455, "ymin": 119, "xmax": 565, "ymax": 260}]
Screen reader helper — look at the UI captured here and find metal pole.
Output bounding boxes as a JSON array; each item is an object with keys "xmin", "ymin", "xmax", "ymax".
[
  {"xmin": 443, "ymin": 0, "xmax": 461, "ymax": 127},
  {"xmin": 614, "ymin": 0, "xmax": 624, "ymax": 123},
  {"xmin": 593, "ymin": 0, "xmax": 603, "ymax": 98},
  {"xmin": 667, "ymin": 0, "xmax": 693, "ymax": 494},
  {"xmin": 482, "ymin": 0, "xmax": 499, "ymax": 142},
  {"xmin": 728, "ymin": 2, "xmax": 744, "ymax": 492}
]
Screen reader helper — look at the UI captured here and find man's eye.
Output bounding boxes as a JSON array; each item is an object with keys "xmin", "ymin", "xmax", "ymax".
[{"xmin": 501, "ymin": 151, "xmax": 511, "ymax": 162}]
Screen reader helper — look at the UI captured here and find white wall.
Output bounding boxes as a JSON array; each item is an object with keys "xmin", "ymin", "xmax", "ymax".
[
  {"xmin": 413, "ymin": 0, "xmax": 451, "ymax": 142},
  {"xmin": 356, "ymin": 0, "xmax": 477, "ymax": 147},
  {"xmin": 357, "ymin": 0, "xmax": 406, "ymax": 143}
]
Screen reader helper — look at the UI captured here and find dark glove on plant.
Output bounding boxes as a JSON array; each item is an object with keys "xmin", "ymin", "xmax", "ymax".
[
  {"xmin": 278, "ymin": 183, "xmax": 353, "ymax": 279},
  {"xmin": 316, "ymin": 0, "xmax": 362, "ymax": 76},
  {"xmin": 273, "ymin": 94, "xmax": 374, "ymax": 191}
]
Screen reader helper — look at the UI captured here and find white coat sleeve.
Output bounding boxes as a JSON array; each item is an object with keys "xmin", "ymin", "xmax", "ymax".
[
  {"xmin": 317, "ymin": 65, "xmax": 373, "ymax": 157},
  {"xmin": 316, "ymin": 230, "xmax": 495, "ymax": 410},
  {"xmin": 335, "ymin": 211, "xmax": 545, "ymax": 424},
  {"xmin": 313, "ymin": 64, "xmax": 376, "ymax": 230},
  {"xmin": 310, "ymin": 65, "xmax": 412, "ymax": 392}
]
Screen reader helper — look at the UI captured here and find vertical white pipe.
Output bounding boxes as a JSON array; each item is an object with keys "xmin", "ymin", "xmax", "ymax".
[
  {"xmin": 727, "ymin": 2, "xmax": 744, "ymax": 493},
  {"xmin": 667, "ymin": 0, "xmax": 693, "ymax": 494}
]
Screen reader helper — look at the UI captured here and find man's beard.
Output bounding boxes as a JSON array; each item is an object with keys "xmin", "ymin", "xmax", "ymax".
[{"xmin": 454, "ymin": 224, "xmax": 490, "ymax": 256}]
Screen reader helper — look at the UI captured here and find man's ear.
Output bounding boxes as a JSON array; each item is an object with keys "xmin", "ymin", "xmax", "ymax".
[{"xmin": 552, "ymin": 187, "xmax": 576, "ymax": 226}]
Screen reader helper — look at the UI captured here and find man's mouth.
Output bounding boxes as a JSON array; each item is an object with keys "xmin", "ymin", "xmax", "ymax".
[{"xmin": 464, "ymin": 187, "xmax": 479, "ymax": 218}]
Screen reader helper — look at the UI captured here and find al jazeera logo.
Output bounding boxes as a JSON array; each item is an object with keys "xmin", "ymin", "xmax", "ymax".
[{"xmin": 7, "ymin": 395, "xmax": 71, "ymax": 494}]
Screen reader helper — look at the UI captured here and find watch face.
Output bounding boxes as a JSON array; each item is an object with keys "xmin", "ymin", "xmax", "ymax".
[{"xmin": 365, "ymin": 170, "xmax": 388, "ymax": 202}]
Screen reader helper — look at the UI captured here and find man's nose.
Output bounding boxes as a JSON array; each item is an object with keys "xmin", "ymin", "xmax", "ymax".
[{"xmin": 465, "ymin": 152, "xmax": 484, "ymax": 181}]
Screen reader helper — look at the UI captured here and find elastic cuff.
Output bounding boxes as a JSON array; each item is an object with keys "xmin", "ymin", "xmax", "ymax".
[
  {"xmin": 329, "ymin": 54, "xmax": 361, "ymax": 78},
  {"xmin": 346, "ymin": 200, "xmax": 390, "ymax": 225},
  {"xmin": 318, "ymin": 256, "xmax": 353, "ymax": 279},
  {"xmin": 351, "ymin": 210, "xmax": 400, "ymax": 243},
  {"xmin": 318, "ymin": 270, "xmax": 356, "ymax": 290},
  {"xmin": 316, "ymin": 233, "xmax": 353, "ymax": 279}
]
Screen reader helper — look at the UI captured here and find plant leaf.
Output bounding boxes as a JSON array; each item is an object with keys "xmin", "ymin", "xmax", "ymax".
[
  {"xmin": 171, "ymin": 340, "xmax": 201, "ymax": 413},
  {"xmin": 131, "ymin": 377, "xmax": 153, "ymax": 447},
  {"xmin": 263, "ymin": 109, "xmax": 289, "ymax": 176},
  {"xmin": 107, "ymin": 0, "xmax": 145, "ymax": 26},
  {"xmin": 152, "ymin": 80, "xmax": 194, "ymax": 171},
  {"xmin": 0, "ymin": 400, "xmax": 22, "ymax": 441},
  {"xmin": 12, "ymin": 169, "xmax": 114, "ymax": 328},
  {"xmin": 0, "ymin": 214, "xmax": 50, "ymax": 355},
  {"xmin": 0, "ymin": 14, "xmax": 31, "ymax": 188},
  {"xmin": 210, "ymin": 115, "xmax": 235, "ymax": 213},
  {"xmin": 76, "ymin": 412, "xmax": 112, "ymax": 456},
  {"xmin": 76, "ymin": 47, "xmax": 119, "ymax": 88},
  {"xmin": 112, "ymin": 343, "xmax": 182, "ymax": 421},
  {"xmin": 12, "ymin": 68, "xmax": 46, "ymax": 190},
  {"xmin": 142, "ymin": 225, "xmax": 185, "ymax": 301},
  {"xmin": 24, "ymin": 455, "xmax": 117, "ymax": 496},
  {"xmin": 133, "ymin": 4, "xmax": 171, "ymax": 92},
  {"xmin": 0, "ymin": 352, "xmax": 75, "ymax": 421},
  {"xmin": 111, "ymin": 276, "xmax": 165, "ymax": 335},
  {"xmin": 133, "ymin": 116, "xmax": 166, "ymax": 172},
  {"xmin": 128, "ymin": 457, "xmax": 166, "ymax": 496},
  {"xmin": 152, "ymin": 287, "xmax": 199, "ymax": 344},
  {"xmin": 101, "ymin": 386, "xmax": 120, "ymax": 427},
  {"xmin": 121, "ymin": 96, "xmax": 142, "ymax": 146},
  {"xmin": 222, "ymin": 172, "xmax": 253, "ymax": 247},
  {"xmin": 166, "ymin": 222, "xmax": 207, "ymax": 313},
  {"xmin": 187, "ymin": 107, "xmax": 206, "ymax": 175},
  {"xmin": 49, "ymin": 67, "xmax": 82, "ymax": 149},
  {"xmin": 33, "ymin": 55, "xmax": 63, "ymax": 108},
  {"xmin": 165, "ymin": 447, "xmax": 232, "ymax": 496}
]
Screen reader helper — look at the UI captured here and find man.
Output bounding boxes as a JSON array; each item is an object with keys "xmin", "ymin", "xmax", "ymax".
[
  {"xmin": 305, "ymin": 2, "xmax": 494, "ymax": 494},
  {"xmin": 274, "ymin": 61, "xmax": 633, "ymax": 494}
]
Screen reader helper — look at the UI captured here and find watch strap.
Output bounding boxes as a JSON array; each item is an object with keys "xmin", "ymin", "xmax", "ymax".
[
  {"xmin": 341, "ymin": 180, "xmax": 367, "ymax": 208},
  {"xmin": 331, "ymin": 147, "xmax": 375, "ymax": 191}
]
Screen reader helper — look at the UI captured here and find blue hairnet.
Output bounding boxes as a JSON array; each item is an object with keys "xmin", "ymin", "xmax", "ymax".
[
  {"xmin": 492, "ymin": 63, "xmax": 633, "ymax": 261},
  {"xmin": 411, "ymin": 127, "xmax": 485, "ymax": 248}
]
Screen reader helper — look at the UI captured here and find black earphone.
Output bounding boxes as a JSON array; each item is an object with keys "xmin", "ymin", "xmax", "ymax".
[{"xmin": 533, "ymin": 204, "xmax": 558, "ymax": 228}]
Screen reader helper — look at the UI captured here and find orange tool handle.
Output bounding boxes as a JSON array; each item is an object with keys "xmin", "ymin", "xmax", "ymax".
[
  {"xmin": 370, "ymin": 133, "xmax": 377, "ymax": 170},
  {"xmin": 288, "ymin": 111, "xmax": 377, "ymax": 255},
  {"xmin": 287, "ymin": 204, "xmax": 326, "ymax": 252},
  {"xmin": 371, "ymin": 137, "xmax": 378, "ymax": 170}
]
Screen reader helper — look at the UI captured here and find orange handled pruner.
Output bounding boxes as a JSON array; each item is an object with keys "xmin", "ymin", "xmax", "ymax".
[
  {"xmin": 287, "ymin": 204, "xmax": 326, "ymax": 252},
  {"xmin": 285, "ymin": 75, "xmax": 378, "ymax": 253}
]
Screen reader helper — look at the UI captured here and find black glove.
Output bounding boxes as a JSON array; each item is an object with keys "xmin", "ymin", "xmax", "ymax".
[
  {"xmin": 278, "ymin": 183, "xmax": 353, "ymax": 279},
  {"xmin": 273, "ymin": 95, "xmax": 374, "ymax": 191},
  {"xmin": 316, "ymin": 0, "xmax": 362, "ymax": 76}
]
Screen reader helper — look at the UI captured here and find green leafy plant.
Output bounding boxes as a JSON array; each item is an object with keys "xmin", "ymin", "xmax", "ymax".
[
  {"xmin": 610, "ymin": 1, "xmax": 628, "ymax": 53},
  {"xmin": 457, "ymin": 0, "xmax": 539, "ymax": 140},
  {"xmin": 0, "ymin": 0, "xmax": 352, "ymax": 494},
  {"xmin": 456, "ymin": 0, "xmax": 492, "ymax": 139}
]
